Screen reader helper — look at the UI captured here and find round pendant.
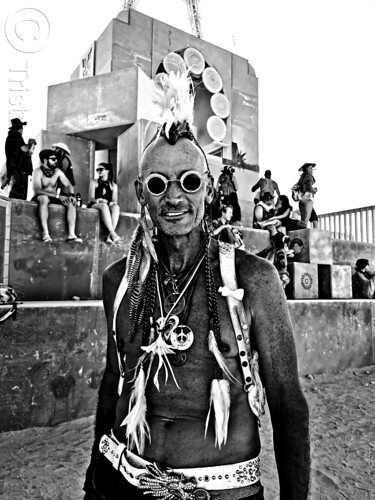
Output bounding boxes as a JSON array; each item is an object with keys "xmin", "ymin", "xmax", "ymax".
[
  {"xmin": 170, "ymin": 325, "xmax": 194, "ymax": 351},
  {"xmin": 169, "ymin": 352, "xmax": 188, "ymax": 366},
  {"xmin": 164, "ymin": 293, "xmax": 185, "ymax": 315}
]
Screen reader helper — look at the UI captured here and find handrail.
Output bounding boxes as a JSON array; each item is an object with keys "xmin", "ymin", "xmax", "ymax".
[{"xmin": 318, "ymin": 205, "xmax": 375, "ymax": 243}]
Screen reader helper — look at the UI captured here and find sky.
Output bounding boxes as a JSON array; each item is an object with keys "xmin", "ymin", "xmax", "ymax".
[{"xmin": 1, "ymin": 0, "xmax": 375, "ymax": 214}]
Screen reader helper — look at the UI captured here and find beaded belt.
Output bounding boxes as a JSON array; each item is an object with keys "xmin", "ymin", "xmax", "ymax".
[{"xmin": 99, "ymin": 433, "xmax": 261, "ymax": 499}]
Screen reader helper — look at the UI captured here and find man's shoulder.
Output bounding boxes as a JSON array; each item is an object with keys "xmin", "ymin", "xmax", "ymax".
[
  {"xmin": 33, "ymin": 167, "xmax": 42, "ymax": 176},
  {"xmin": 103, "ymin": 257, "xmax": 127, "ymax": 289},
  {"xmin": 235, "ymin": 249, "xmax": 276, "ymax": 276}
]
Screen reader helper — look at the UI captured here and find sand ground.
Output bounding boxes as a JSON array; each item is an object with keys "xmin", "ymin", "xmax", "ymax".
[{"xmin": 0, "ymin": 366, "xmax": 374, "ymax": 500}]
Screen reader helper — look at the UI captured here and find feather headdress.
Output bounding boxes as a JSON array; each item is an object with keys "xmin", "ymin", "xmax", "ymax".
[{"xmin": 152, "ymin": 70, "xmax": 195, "ymax": 145}]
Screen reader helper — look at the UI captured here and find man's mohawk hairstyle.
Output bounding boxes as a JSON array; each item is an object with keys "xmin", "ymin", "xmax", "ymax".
[{"xmin": 152, "ymin": 70, "xmax": 195, "ymax": 145}]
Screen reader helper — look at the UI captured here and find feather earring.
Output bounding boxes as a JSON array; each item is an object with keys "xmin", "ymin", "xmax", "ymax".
[{"xmin": 139, "ymin": 206, "xmax": 158, "ymax": 264}]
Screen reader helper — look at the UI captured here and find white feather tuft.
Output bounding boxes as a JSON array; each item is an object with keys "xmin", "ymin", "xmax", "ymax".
[
  {"xmin": 208, "ymin": 330, "xmax": 238, "ymax": 384},
  {"xmin": 121, "ymin": 365, "xmax": 151, "ymax": 455},
  {"xmin": 205, "ymin": 379, "xmax": 231, "ymax": 448},
  {"xmin": 152, "ymin": 70, "xmax": 194, "ymax": 138}
]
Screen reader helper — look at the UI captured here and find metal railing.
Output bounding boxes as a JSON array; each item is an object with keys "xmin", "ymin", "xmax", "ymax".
[{"xmin": 318, "ymin": 205, "xmax": 375, "ymax": 243}]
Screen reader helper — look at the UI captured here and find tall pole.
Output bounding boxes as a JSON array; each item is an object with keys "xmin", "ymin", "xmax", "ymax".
[{"xmin": 184, "ymin": 0, "xmax": 203, "ymax": 38}]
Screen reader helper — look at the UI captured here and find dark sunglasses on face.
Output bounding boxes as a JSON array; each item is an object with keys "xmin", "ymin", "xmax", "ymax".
[
  {"xmin": 96, "ymin": 168, "xmax": 105, "ymax": 173},
  {"xmin": 141, "ymin": 170, "xmax": 208, "ymax": 196}
]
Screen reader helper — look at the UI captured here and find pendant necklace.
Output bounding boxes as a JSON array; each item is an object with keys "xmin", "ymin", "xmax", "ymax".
[{"xmin": 155, "ymin": 251, "xmax": 205, "ymax": 355}]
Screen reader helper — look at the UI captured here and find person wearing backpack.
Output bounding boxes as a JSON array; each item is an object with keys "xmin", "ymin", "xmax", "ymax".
[
  {"xmin": 295, "ymin": 163, "xmax": 317, "ymax": 227},
  {"xmin": 251, "ymin": 169, "xmax": 280, "ymax": 205}
]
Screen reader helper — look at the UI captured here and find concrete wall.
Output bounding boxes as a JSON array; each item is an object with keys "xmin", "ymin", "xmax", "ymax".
[
  {"xmin": 0, "ymin": 302, "xmax": 107, "ymax": 431},
  {"xmin": 332, "ymin": 238, "xmax": 375, "ymax": 266},
  {"xmin": 1, "ymin": 197, "xmax": 138, "ymax": 300},
  {"xmin": 0, "ymin": 299, "xmax": 373, "ymax": 431}
]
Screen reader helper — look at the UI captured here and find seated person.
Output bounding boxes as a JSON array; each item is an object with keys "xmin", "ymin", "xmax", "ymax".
[
  {"xmin": 32, "ymin": 149, "xmax": 82, "ymax": 243},
  {"xmin": 210, "ymin": 204, "xmax": 244, "ymax": 249},
  {"xmin": 352, "ymin": 258, "xmax": 375, "ymax": 299},
  {"xmin": 89, "ymin": 162, "xmax": 121, "ymax": 244},
  {"xmin": 253, "ymin": 191, "xmax": 275, "ymax": 229}
]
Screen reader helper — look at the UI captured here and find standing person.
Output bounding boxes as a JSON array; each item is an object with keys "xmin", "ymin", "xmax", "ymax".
[
  {"xmin": 84, "ymin": 71, "xmax": 310, "ymax": 500},
  {"xmin": 296, "ymin": 163, "xmax": 317, "ymax": 227},
  {"xmin": 51, "ymin": 142, "xmax": 75, "ymax": 193},
  {"xmin": 88, "ymin": 162, "xmax": 121, "ymax": 244},
  {"xmin": 251, "ymin": 169, "xmax": 280, "ymax": 205},
  {"xmin": 32, "ymin": 149, "xmax": 82, "ymax": 243},
  {"xmin": 5, "ymin": 118, "xmax": 35, "ymax": 200},
  {"xmin": 352, "ymin": 258, "xmax": 375, "ymax": 299},
  {"xmin": 216, "ymin": 165, "xmax": 241, "ymax": 222}
]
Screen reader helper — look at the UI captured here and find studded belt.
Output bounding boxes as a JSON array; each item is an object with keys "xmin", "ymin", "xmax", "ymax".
[{"xmin": 99, "ymin": 433, "xmax": 261, "ymax": 499}]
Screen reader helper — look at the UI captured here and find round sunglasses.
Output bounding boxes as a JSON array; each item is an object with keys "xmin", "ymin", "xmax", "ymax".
[{"xmin": 141, "ymin": 170, "xmax": 208, "ymax": 196}]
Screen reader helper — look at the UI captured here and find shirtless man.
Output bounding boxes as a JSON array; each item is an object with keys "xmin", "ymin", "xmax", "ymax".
[
  {"xmin": 32, "ymin": 149, "xmax": 81, "ymax": 243},
  {"xmin": 84, "ymin": 74, "xmax": 310, "ymax": 500}
]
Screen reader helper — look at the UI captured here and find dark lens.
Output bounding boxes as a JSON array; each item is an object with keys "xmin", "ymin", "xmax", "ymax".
[
  {"xmin": 182, "ymin": 173, "xmax": 201, "ymax": 192},
  {"xmin": 147, "ymin": 176, "xmax": 166, "ymax": 195}
]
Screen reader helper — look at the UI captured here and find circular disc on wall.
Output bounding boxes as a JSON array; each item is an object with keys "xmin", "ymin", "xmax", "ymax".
[
  {"xmin": 207, "ymin": 115, "xmax": 227, "ymax": 142},
  {"xmin": 163, "ymin": 52, "xmax": 187, "ymax": 74},
  {"xmin": 183, "ymin": 47, "xmax": 205, "ymax": 75},
  {"xmin": 202, "ymin": 67, "xmax": 223, "ymax": 93},
  {"xmin": 210, "ymin": 93, "xmax": 230, "ymax": 119}
]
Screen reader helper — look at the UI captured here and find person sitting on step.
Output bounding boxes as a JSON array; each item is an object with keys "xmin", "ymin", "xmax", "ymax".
[
  {"xmin": 32, "ymin": 149, "xmax": 82, "ymax": 243},
  {"xmin": 88, "ymin": 162, "xmax": 121, "ymax": 244}
]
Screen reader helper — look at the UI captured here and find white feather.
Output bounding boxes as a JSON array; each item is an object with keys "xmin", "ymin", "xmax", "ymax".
[
  {"xmin": 121, "ymin": 365, "xmax": 150, "ymax": 455},
  {"xmin": 205, "ymin": 379, "xmax": 231, "ymax": 448},
  {"xmin": 208, "ymin": 330, "xmax": 238, "ymax": 384},
  {"xmin": 152, "ymin": 70, "xmax": 194, "ymax": 137}
]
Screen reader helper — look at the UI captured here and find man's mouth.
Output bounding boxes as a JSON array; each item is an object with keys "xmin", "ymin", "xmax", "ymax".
[{"xmin": 163, "ymin": 211, "xmax": 186, "ymax": 218}]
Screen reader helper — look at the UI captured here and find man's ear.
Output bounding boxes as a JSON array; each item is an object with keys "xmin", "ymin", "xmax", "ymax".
[
  {"xmin": 134, "ymin": 178, "xmax": 147, "ymax": 207},
  {"xmin": 205, "ymin": 175, "xmax": 214, "ymax": 205}
]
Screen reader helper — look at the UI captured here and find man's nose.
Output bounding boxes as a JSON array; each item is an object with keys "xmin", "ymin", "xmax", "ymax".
[{"xmin": 164, "ymin": 180, "xmax": 183, "ymax": 200}]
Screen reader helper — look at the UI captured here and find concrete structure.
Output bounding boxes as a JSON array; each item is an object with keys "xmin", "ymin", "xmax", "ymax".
[
  {"xmin": 0, "ymin": 299, "xmax": 373, "ymax": 432},
  {"xmin": 42, "ymin": 9, "xmax": 260, "ymax": 226}
]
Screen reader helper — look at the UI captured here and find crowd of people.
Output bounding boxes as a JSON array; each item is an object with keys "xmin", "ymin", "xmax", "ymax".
[
  {"xmin": 3, "ymin": 117, "xmax": 375, "ymax": 296},
  {"xmin": 2, "ymin": 119, "xmax": 121, "ymax": 244}
]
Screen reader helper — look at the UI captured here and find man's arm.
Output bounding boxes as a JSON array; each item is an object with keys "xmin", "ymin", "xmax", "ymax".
[
  {"xmin": 57, "ymin": 170, "xmax": 74, "ymax": 195},
  {"xmin": 94, "ymin": 259, "xmax": 126, "ymax": 443},
  {"xmin": 273, "ymin": 180, "xmax": 281, "ymax": 197},
  {"xmin": 243, "ymin": 256, "xmax": 310, "ymax": 499},
  {"xmin": 251, "ymin": 179, "xmax": 261, "ymax": 192}
]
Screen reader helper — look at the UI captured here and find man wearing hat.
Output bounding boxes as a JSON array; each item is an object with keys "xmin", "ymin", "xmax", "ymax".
[
  {"xmin": 251, "ymin": 169, "xmax": 280, "ymax": 205},
  {"xmin": 32, "ymin": 149, "xmax": 82, "ymax": 243},
  {"xmin": 4, "ymin": 118, "xmax": 35, "ymax": 199},
  {"xmin": 52, "ymin": 142, "xmax": 75, "ymax": 190},
  {"xmin": 296, "ymin": 163, "xmax": 318, "ymax": 227},
  {"xmin": 352, "ymin": 258, "xmax": 375, "ymax": 299}
]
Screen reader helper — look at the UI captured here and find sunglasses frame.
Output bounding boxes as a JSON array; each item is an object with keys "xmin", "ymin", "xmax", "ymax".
[
  {"xmin": 96, "ymin": 168, "xmax": 105, "ymax": 173},
  {"xmin": 141, "ymin": 170, "xmax": 208, "ymax": 196}
]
